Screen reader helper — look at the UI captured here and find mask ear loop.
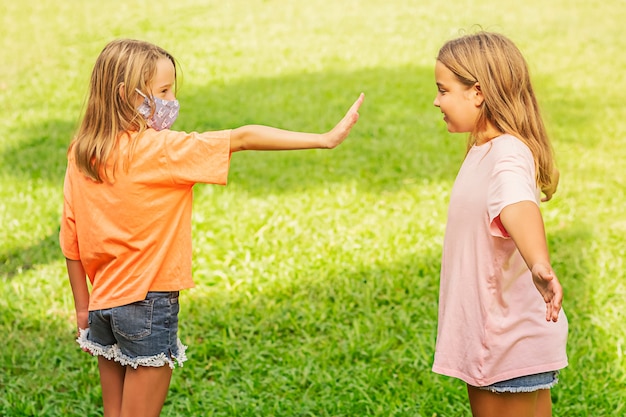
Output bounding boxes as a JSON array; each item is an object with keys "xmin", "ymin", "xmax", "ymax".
[
  {"xmin": 135, "ymin": 88, "xmax": 148, "ymax": 98},
  {"xmin": 135, "ymin": 88, "xmax": 155, "ymax": 121}
]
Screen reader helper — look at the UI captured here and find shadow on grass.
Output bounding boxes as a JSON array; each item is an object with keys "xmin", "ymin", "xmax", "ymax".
[
  {"xmin": 1, "ymin": 64, "xmax": 459, "ymax": 191},
  {"xmin": 175, "ymin": 64, "xmax": 462, "ymax": 195},
  {"xmin": 548, "ymin": 223, "xmax": 626, "ymax": 414},
  {"xmin": 168, "ymin": 250, "xmax": 472, "ymax": 416},
  {"xmin": 2, "ymin": 221, "xmax": 623, "ymax": 416},
  {"xmin": 163, "ymin": 220, "xmax": 622, "ymax": 416},
  {"xmin": 0, "ymin": 67, "xmax": 605, "ymax": 194},
  {"xmin": 0, "ymin": 247, "xmax": 455, "ymax": 416},
  {"xmin": 0, "ymin": 231, "xmax": 60, "ymax": 279},
  {"xmin": 2, "ymin": 61, "xmax": 622, "ymax": 415},
  {"xmin": 0, "ymin": 64, "xmax": 598, "ymax": 278},
  {"xmin": 0, "ymin": 63, "xmax": 451, "ymax": 278},
  {"xmin": 0, "ymin": 119, "xmax": 74, "ymax": 182},
  {"xmin": 0, "ymin": 117, "xmax": 71, "ymax": 279},
  {"xmin": 0, "ymin": 311, "xmax": 103, "ymax": 416}
]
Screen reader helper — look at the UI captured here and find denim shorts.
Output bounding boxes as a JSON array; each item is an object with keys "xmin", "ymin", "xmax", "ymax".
[
  {"xmin": 77, "ymin": 291, "xmax": 187, "ymax": 369},
  {"xmin": 477, "ymin": 371, "xmax": 560, "ymax": 393}
]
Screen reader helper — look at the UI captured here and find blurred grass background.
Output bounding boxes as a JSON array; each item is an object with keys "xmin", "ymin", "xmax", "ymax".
[{"xmin": 0, "ymin": 0, "xmax": 624, "ymax": 415}]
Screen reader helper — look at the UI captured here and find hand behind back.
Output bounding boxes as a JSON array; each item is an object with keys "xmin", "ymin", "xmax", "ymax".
[{"xmin": 531, "ymin": 263, "xmax": 563, "ymax": 322}]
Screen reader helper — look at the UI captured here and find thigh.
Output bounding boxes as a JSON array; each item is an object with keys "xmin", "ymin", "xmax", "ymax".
[
  {"xmin": 121, "ymin": 365, "xmax": 172, "ymax": 417},
  {"xmin": 98, "ymin": 356, "xmax": 125, "ymax": 417},
  {"xmin": 467, "ymin": 384, "xmax": 538, "ymax": 417},
  {"xmin": 535, "ymin": 389, "xmax": 553, "ymax": 417}
]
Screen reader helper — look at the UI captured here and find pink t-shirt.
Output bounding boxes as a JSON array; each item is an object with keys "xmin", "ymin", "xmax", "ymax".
[
  {"xmin": 432, "ymin": 134, "xmax": 568, "ymax": 387},
  {"xmin": 60, "ymin": 128, "xmax": 231, "ymax": 311}
]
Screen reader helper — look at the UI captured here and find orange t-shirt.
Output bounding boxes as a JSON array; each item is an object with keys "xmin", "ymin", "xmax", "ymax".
[{"xmin": 59, "ymin": 128, "xmax": 231, "ymax": 310}]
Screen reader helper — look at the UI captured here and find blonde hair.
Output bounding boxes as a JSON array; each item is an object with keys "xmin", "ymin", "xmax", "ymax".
[
  {"xmin": 437, "ymin": 31, "xmax": 555, "ymax": 189},
  {"xmin": 71, "ymin": 39, "xmax": 178, "ymax": 182}
]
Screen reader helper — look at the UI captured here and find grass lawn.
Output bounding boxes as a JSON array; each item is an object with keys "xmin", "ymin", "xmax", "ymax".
[{"xmin": 1, "ymin": 0, "xmax": 625, "ymax": 415}]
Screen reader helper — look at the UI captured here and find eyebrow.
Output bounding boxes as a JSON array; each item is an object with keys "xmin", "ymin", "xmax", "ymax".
[{"xmin": 155, "ymin": 83, "xmax": 173, "ymax": 90}]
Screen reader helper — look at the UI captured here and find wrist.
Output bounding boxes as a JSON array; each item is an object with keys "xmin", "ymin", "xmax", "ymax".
[
  {"xmin": 531, "ymin": 262, "xmax": 552, "ymax": 274},
  {"xmin": 319, "ymin": 133, "xmax": 330, "ymax": 149}
]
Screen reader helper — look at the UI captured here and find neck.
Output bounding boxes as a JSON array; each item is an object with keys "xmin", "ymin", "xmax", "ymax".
[{"xmin": 474, "ymin": 123, "xmax": 503, "ymax": 145}]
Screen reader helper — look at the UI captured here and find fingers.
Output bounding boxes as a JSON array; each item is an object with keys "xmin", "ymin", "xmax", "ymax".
[
  {"xmin": 545, "ymin": 302, "xmax": 553, "ymax": 322},
  {"xmin": 346, "ymin": 93, "xmax": 365, "ymax": 120},
  {"xmin": 549, "ymin": 282, "xmax": 563, "ymax": 322},
  {"xmin": 532, "ymin": 264, "xmax": 562, "ymax": 322},
  {"xmin": 343, "ymin": 93, "xmax": 364, "ymax": 126},
  {"xmin": 328, "ymin": 94, "xmax": 364, "ymax": 146},
  {"xmin": 349, "ymin": 92, "xmax": 365, "ymax": 114},
  {"xmin": 541, "ymin": 274, "xmax": 562, "ymax": 323},
  {"xmin": 325, "ymin": 93, "xmax": 365, "ymax": 149},
  {"xmin": 546, "ymin": 299, "xmax": 561, "ymax": 322}
]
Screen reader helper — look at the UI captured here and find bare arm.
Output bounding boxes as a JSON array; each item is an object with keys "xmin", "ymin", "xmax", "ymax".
[
  {"xmin": 499, "ymin": 201, "xmax": 562, "ymax": 322},
  {"xmin": 230, "ymin": 93, "xmax": 364, "ymax": 152},
  {"xmin": 66, "ymin": 258, "xmax": 90, "ymax": 332}
]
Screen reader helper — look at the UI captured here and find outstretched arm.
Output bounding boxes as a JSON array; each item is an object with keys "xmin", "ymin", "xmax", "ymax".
[
  {"xmin": 230, "ymin": 93, "xmax": 364, "ymax": 152},
  {"xmin": 66, "ymin": 258, "xmax": 90, "ymax": 333},
  {"xmin": 499, "ymin": 201, "xmax": 562, "ymax": 322}
]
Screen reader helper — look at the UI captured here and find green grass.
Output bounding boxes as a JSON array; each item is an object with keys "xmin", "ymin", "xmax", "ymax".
[{"xmin": 1, "ymin": 0, "xmax": 625, "ymax": 415}]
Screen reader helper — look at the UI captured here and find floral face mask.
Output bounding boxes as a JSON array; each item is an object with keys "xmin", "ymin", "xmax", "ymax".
[{"xmin": 136, "ymin": 88, "xmax": 180, "ymax": 131}]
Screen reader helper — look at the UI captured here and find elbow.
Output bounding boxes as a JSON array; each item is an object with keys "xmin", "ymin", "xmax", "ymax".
[{"xmin": 230, "ymin": 127, "xmax": 249, "ymax": 152}]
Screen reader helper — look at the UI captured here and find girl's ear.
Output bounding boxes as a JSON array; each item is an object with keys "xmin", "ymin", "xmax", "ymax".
[
  {"xmin": 118, "ymin": 83, "xmax": 126, "ymax": 100},
  {"xmin": 472, "ymin": 82, "xmax": 485, "ymax": 107}
]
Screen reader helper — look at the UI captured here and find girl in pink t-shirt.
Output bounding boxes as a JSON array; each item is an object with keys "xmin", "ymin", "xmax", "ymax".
[
  {"xmin": 61, "ymin": 39, "xmax": 364, "ymax": 417},
  {"xmin": 432, "ymin": 32, "xmax": 568, "ymax": 416}
]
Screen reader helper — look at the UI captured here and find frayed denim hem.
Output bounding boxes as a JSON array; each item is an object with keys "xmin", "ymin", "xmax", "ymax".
[
  {"xmin": 477, "ymin": 371, "xmax": 559, "ymax": 394},
  {"xmin": 76, "ymin": 328, "xmax": 188, "ymax": 369},
  {"xmin": 480, "ymin": 380, "xmax": 558, "ymax": 394}
]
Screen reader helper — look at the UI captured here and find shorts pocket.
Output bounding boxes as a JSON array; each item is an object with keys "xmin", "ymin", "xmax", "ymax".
[{"xmin": 111, "ymin": 299, "xmax": 154, "ymax": 340}]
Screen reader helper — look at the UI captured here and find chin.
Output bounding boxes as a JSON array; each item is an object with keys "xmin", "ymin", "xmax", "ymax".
[{"xmin": 447, "ymin": 125, "xmax": 468, "ymax": 134}]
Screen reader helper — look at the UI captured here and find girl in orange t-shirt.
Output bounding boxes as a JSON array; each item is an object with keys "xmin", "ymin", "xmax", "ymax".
[{"xmin": 60, "ymin": 38, "xmax": 364, "ymax": 417}]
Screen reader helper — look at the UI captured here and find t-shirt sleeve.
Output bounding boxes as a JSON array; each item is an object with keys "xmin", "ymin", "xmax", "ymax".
[
  {"xmin": 487, "ymin": 142, "xmax": 539, "ymax": 238},
  {"xmin": 163, "ymin": 129, "xmax": 232, "ymax": 185},
  {"xmin": 59, "ymin": 164, "xmax": 81, "ymax": 260}
]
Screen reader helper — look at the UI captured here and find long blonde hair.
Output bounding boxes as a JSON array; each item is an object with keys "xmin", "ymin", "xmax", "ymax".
[
  {"xmin": 437, "ymin": 31, "xmax": 555, "ymax": 189},
  {"xmin": 70, "ymin": 39, "xmax": 178, "ymax": 182}
]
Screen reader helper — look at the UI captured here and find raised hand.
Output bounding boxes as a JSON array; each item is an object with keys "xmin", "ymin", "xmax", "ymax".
[{"xmin": 323, "ymin": 93, "xmax": 365, "ymax": 149}]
